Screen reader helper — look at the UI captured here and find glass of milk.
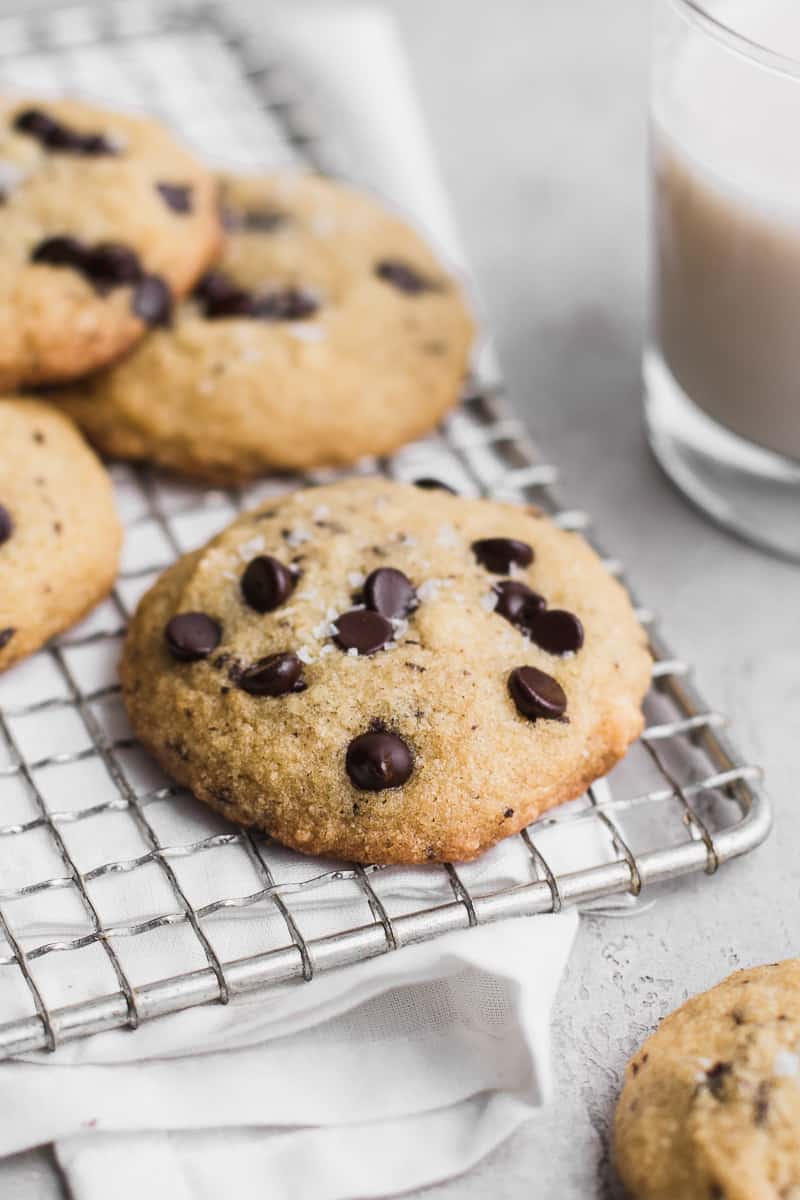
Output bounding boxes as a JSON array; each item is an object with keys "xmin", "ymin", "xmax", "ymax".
[{"xmin": 646, "ymin": 0, "xmax": 800, "ymax": 559}]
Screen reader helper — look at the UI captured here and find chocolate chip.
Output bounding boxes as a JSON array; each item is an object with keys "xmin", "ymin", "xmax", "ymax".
[
  {"xmin": 504, "ymin": 807, "xmax": 514, "ymax": 818},
  {"xmin": 705, "ymin": 1061, "xmax": 732, "ymax": 1099},
  {"xmin": 375, "ymin": 259, "xmax": 435, "ymax": 294},
  {"xmin": 0, "ymin": 627, "xmax": 15, "ymax": 650},
  {"xmin": 195, "ymin": 271, "xmax": 233, "ymax": 304},
  {"xmin": 472, "ymin": 537, "xmax": 534, "ymax": 574},
  {"xmin": 334, "ymin": 610, "xmax": 393, "ymax": 655},
  {"xmin": 363, "ymin": 568, "xmax": 416, "ymax": 620},
  {"xmin": 754, "ymin": 1081, "xmax": 770, "ymax": 1126},
  {"xmin": 14, "ymin": 109, "xmax": 59, "ymax": 141},
  {"xmin": 493, "ymin": 580, "xmax": 545, "ymax": 628},
  {"xmin": 237, "ymin": 652, "xmax": 305, "ymax": 696},
  {"xmin": 80, "ymin": 132, "xmax": 117, "ymax": 156},
  {"xmin": 86, "ymin": 243, "xmax": 142, "ymax": 291},
  {"xmin": 508, "ymin": 666, "xmax": 566, "ymax": 721},
  {"xmin": 133, "ymin": 275, "xmax": 171, "ymax": 325},
  {"xmin": 165, "ymin": 613, "xmax": 221, "ymax": 661},
  {"xmin": 241, "ymin": 555, "xmax": 296, "ymax": 612},
  {"xmin": 14, "ymin": 108, "xmax": 117, "ymax": 155},
  {"xmin": 194, "ymin": 270, "xmax": 317, "ymax": 321},
  {"xmin": 0, "ymin": 504, "xmax": 13, "ymax": 545},
  {"xmin": 156, "ymin": 182, "xmax": 193, "ymax": 213},
  {"xmin": 242, "ymin": 209, "xmax": 288, "ymax": 231},
  {"xmin": 413, "ymin": 477, "xmax": 456, "ymax": 493},
  {"xmin": 250, "ymin": 288, "xmax": 318, "ymax": 321},
  {"xmin": 346, "ymin": 730, "xmax": 413, "ymax": 791},
  {"xmin": 205, "ymin": 280, "xmax": 255, "ymax": 316},
  {"xmin": 31, "ymin": 236, "xmax": 88, "ymax": 269},
  {"xmin": 530, "ymin": 609, "xmax": 584, "ymax": 656}
]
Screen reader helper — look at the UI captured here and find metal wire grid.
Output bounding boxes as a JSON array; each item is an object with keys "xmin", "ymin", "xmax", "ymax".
[{"xmin": 0, "ymin": 0, "xmax": 770, "ymax": 1059}]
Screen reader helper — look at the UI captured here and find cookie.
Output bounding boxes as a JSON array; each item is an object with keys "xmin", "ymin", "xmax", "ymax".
[
  {"xmin": 0, "ymin": 397, "xmax": 122, "ymax": 671},
  {"xmin": 614, "ymin": 960, "xmax": 800, "ymax": 1200},
  {"xmin": 121, "ymin": 477, "xmax": 650, "ymax": 863},
  {"xmin": 0, "ymin": 98, "xmax": 220, "ymax": 387},
  {"xmin": 53, "ymin": 172, "xmax": 475, "ymax": 482}
]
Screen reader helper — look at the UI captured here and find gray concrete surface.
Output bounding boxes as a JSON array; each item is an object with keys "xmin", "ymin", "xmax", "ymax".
[{"xmin": 1, "ymin": 1, "xmax": 797, "ymax": 1197}]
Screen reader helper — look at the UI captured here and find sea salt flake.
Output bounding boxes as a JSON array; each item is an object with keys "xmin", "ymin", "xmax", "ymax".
[
  {"xmin": 319, "ymin": 644, "xmax": 335, "ymax": 657},
  {"xmin": 313, "ymin": 504, "xmax": 331, "ymax": 521},
  {"xmin": 239, "ymin": 535, "xmax": 265, "ymax": 560},
  {"xmin": 347, "ymin": 571, "xmax": 365, "ymax": 589},
  {"xmin": 479, "ymin": 592, "xmax": 498, "ymax": 612},
  {"xmin": 286, "ymin": 527, "xmax": 311, "ymax": 547},
  {"xmin": 288, "ymin": 323, "xmax": 325, "ymax": 343},
  {"xmin": 312, "ymin": 620, "xmax": 334, "ymax": 640},
  {"xmin": 436, "ymin": 523, "xmax": 460, "ymax": 548},
  {"xmin": 774, "ymin": 1050, "xmax": 800, "ymax": 1077},
  {"xmin": 296, "ymin": 646, "xmax": 314, "ymax": 664},
  {"xmin": 417, "ymin": 579, "xmax": 442, "ymax": 602},
  {"xmin": 0, "ymin": 160, "xmax": 26, "ymax": 195},
  {"xmin": 347, "ymin": 647, "xmax": 359, "ymax": 657}
]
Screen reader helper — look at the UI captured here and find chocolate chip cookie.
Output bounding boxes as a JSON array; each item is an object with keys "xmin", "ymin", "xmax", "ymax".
[
  {"xmin": 0, "ymin": 98, "xmax": 220, "ymax": 387},
  {"xmin": 0, "ymin": 397, "xmax": 122, "ymax": 671},
  {"xmin": 54, "ymin": 172, "xmax": 475, "ymax": 482},
  {"xmin": 122, "ymin": 478, "xmax": 650, "ymax": 863},
  {"xmin": 615, "ymin": 960, "xmax": 800, "ymax": 1200}
]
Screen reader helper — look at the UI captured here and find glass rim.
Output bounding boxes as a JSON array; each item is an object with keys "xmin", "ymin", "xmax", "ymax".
[{"xmin": 672, "ymin": 0, "xmax": 800, "ymax": 81}]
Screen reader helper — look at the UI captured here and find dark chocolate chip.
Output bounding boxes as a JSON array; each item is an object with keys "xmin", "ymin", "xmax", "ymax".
[
  {"xmin": 334, "ymin": 610, "xmax": 393, "ymax": 655},
  {"xmin": 165, "ymin": 613, "xmax": 221, "ymax": 661},
  {"xmin": 375, "ymin": 259, "xmax": 435, "ymax": 294},
  {"xmin": 195, "ymin": 270, "xmax": 238, "ymax": 305},
  {"xmin": 0, "ymin": 627, "xmax": 15, "ymax": 650},
  {"xmin": 530, "ymin": 609, "xmax": 584, "ymax": 656},
  {"xmin": 705, "ymin": 1061, "xmax": 732, "ymax": 1099},
  {"xmin": 14, "ymin": 108, "xmax": 59, "ymax": 141},
  {"xmin": 250, "ymin": 288, "xmax": 318, "ymax": 321},
  {"xmin": 346, "ymin": 730, "xmax": 413, "ymax": 791},
  {"xmin": 0, "ymin": 504, "xmax": 13, "ymax": 545},
  {"xmin": 363, "ymin": 567, "xmax": 416, "ymax": 620},
  {"xmin": 14, "ymin": 108, "xmax": 117, "ymax": 155},
  {"xmin": 156, "ymin": 182, "xmax": 193, "ymax": 213},
  {"xmin": 472, "ymin": 537, "xmax": 534, "ymax": 574},
  {"xmin": 508, "ymin": 666, "xmax": 566, "ymax": 721},
  {"xmin": 201, "ymin": 277, "xmax": 254, "ymax": 318},
  {"xmin": 85, "ymin": 242, "xmax": 142, "ymax": 291},
  {"xmin": 79, "ymin": 132, "xmax": 117, "ymax": 156},
  {"xmin": 241, "ymin": 555, "xmax": 296, "ymax": 613},
  {"xmin": 132, "ymin": 275, "xmax": 171, "ymax": 325},
  {"xmin": 413, "ymin": 477, "xmax": 456, "ymax": 493},
  {"xmin": 493, "ymin": 579, "xmax": 545, "ymax": 628},
  {"xmin": 237, "ymin": 651, "xmax": 304, "ymax": 696},
  {"xmin": 31, "ymin": 236, "xmax": 88, "ymax": 269},
  {"xmin": 242, "ymin": 208, "xmax": 288, "ymax": 231}
]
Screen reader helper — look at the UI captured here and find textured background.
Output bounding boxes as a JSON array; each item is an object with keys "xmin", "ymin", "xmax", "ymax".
[{"xmin": 3, "ymin": 1, "xmax": 796, "ymax": 1196}]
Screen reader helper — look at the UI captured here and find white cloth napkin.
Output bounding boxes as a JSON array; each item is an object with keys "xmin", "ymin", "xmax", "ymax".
[
  {"xmin": 3, "ymin": 915, "xmax": 577, "ymax": 1200},
  {"xmin": 0, "ymin": 5, "xmax": 611, "ymax": 1197}
]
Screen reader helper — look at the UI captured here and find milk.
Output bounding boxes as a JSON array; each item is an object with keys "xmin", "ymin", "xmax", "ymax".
[{"xmin": 652, "ymin": 1, "xmax": 800, "ymax": 459}]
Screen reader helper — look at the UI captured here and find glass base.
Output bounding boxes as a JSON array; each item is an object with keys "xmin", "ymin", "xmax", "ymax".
[{"xmin": 643, "ymin": 349, "xmax": 800, "ymax": 562}]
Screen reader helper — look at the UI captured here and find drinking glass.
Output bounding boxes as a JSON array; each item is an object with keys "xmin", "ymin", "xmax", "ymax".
[{"xmin": 645, "ymin": 0, "xmax": 800, "ymax": 559}]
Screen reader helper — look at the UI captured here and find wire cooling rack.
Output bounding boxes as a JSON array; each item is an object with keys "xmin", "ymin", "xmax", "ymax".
[{"xmin": 0, "ymin": 0, "xmax": 770, "ymax": 1059}]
